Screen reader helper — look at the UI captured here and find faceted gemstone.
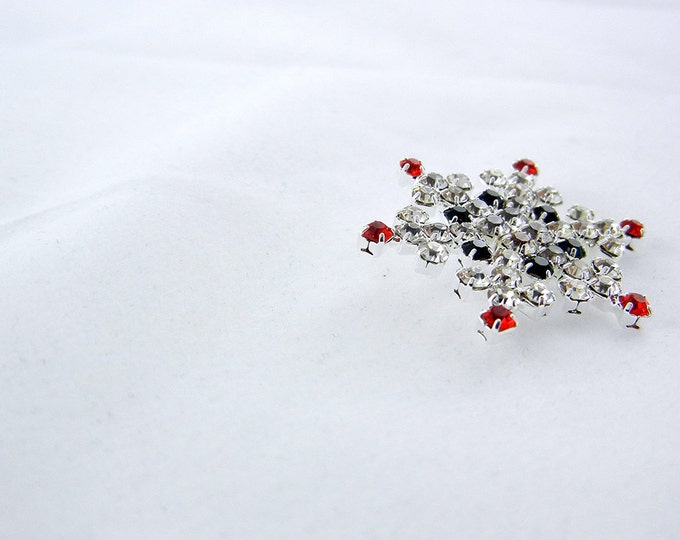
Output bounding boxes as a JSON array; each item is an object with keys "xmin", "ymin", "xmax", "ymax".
[
  {"xmin": 589, "ymin": 275, "xmax": 621, "ymax": 298},
  {"xmin": 568, "ymin": 205, "xmax": 595, "ymax": 221},
  {"xmin": 591, "ymin": 257, "xmax": 622, "ymax": 281},
  {"xmin": 397, "ymin": 205, "xmax": 429, "ymax": 224},
  {"xmin": 600, "ymin": 237, "xmax": 625, "ymax": 258},
  {"xmin": 525, "ymin": 256, "xmax": 553, "ymax": 279},
  {"xmin": 557, "ymin": 238, "xmax": 586, "ymax": 259},
  {"xmin": 440, "ymin": 187, "xmax": 470, "ymax": 205},
  {"xmin": 467, "ymin": 198, "xmax": 491, "ymax": 217},
  {"xmin": 395, "ymin": 222, "xmax": 423, "ymax": 244},
  {"xmin": 620, "ymin": 219, "xmax": 644, "ymax": 238},
  {"xmin": 443, "ymin": 205, "xmax": 471, "ymax": 223},
  {"xmin": 477, "ymin": 214, "xmax": 508, "ymax": 237},
  {"xmin": 506, "ymin": 183, "xmax": 536, "ymax": 205},
  {"xmin": 507, "ymin": 171, "xmax": 536, "ymax": 190},
  {"xmin": 521, "ymin": 281, "xmax": 556, "ymax": 308},
  {"xmin": 419, "ymin": 172, "xmax": 448, "ymax": 190},
  {"xmin": 480, "ymin": 305, "xmax": 517, "ymax": 332},
  {"xmin": 447, "ymin": 173, "xmax": 473, "ymax": 190},
  {"xmin": 477, "ymin": 189, "xmax": 504, "ymax": 209},
  {"xmin": 418, "ymin": 241, "xmax": 449, "ymax": 265},
  {"xmin": 532, "ymin": 204, "xmax": 559, "ymax": 223},
  {"xmin": 488, "ymin": 286, "xmax": 521, "ymax": 308},
  {"xmin": 491, "ymin": 265, "xmax": 522, "ymax": 288},
  {"xmin": 423, "ymin": 222, "xmax": 453, "ymax": 243},
  {"xmin": 523, "ymin": 221, "xmax": 553, "ymax": 244},
  {"xmin": 595, "ymin": 219, "xmax": 623, "ymax": 238},
  {"xmin": 362, "ymin": 221, "xmax": 395, "ymax": 244},
  {"xmin": 480, "ymin": 169, "xmax": 507, "ymax": 187},
  {"xmin": 539, "ymin": 244, "xmax": 567, "ymax": 266},
  {"xmin": 412, "ymin": 185, "xmax": 438, "ymax": 206},
  {"xmin": 562, "ymin": 260, "xmax": 593, "ymax": 281},
  {"xmin": 491, "ymin": 249, "xmax": 523, "ymax": 269},
  {"xmin": 512, "ymin": 159, "xmax": 538, "ymax": 175},
  {"xmin": 617, "ymin": 293, "xmax": 651, "ymax": 317},
  {"xmin": 559, "ymin": 277, "xmax": 592, "ymax": 302},
  {"xmin": 572, "ymin": 220, "xmax": 599, "ymax": 243},
  {"xmin": 535, "ymin": 186, "xmax": 563, "ymax": 206},
  {"xmin": 457, "ymin": 266, "xmax": 491, "ymax": 290},
  {"xmin": 400, "ymin": 157, "xmax": 423, "ymax": 178},
  {"xmin": 462, "ymin": 239, "xmax": 492, "ymax": 261}
]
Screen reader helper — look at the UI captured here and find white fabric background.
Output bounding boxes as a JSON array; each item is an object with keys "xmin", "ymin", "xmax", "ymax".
[{"xmin": 1, "ymin": 1, "xmax": 679, "ymax": 538}]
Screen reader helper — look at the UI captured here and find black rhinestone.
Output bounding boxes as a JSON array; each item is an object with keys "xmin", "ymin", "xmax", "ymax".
[
  {"xmin": 526, "ymin": 256, "xmax": 553, "ymax": 279},
  {"xmin": 478, "ymin": 189, "xmax": 504, "ymax": 209},
  {"xmin": 532, "ymin": 204, "xmax": 559, "ymax": 223},
  {"xmin": 558, "ymin": 238, "xmax": 586, "ymax": 259},
  {"xmin": 443, "ymin": 205, "xmax": 471, "ymax": 223},
  {"xmin": 461, "ymin": 239, "xmax": 492, "ymax": 261}
]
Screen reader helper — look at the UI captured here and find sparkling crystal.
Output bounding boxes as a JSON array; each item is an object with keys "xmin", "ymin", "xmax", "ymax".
[
  {"xmin": 457, "ymin": 266, "xmax": 491, "ymax": 290},
  {"xmin": 592, "ymin": 257, "xmax": 622, "ymax": 281},
  {"xmin": 522, "ymin": 221, "xmax": 553, "ymax": 244},
  {"xmin": 440, "ymin": 186, "xmax": 470, "ymax": 205},
  {"xmin": 539, "ymin": 244, "xmax": 567, "ymax": 266},
  {"xmin": 589, "ymin": 275, "xmax": 621, "ymax": 298},
  {"xmin": 479, "ymin": 169, "xmax": 507, "ymax": 187},
  {"xmin": 491, "ymin": 249, "xmax": 523, "ymax": 269},
  {"xmin": 418, "ymin": 241, "xmax": 449, "ymax": 265},
  {"xmin": 568, "ymin": 205, "xmax": 595, "ymax": 221},
  {"xmin": 412, "ymin": 185, "xmax": 438, "ymax": 206},
  {"xmin": 397, "ymin": 205, "xmax": 429, "ymax": 224},
  {"xmin": 507, "ymin": 171, "xmax": 536, "ymax": 189},
  {"xmin": 595, "ymin": 219, "xmax": 623, "ymax": 238},
  {"xmin": 480, "ymin": 305, "xmax": 517, "ymax": 332},
  {"xmin": 400, "ymin": 157, "xmax": 423, "ymax": 178},
  {"xmin": 491, "ymin": 265, "xmax": 522, "ymax": 287},
  {"xmin": 600, "ymin": 237, "xmax": 626, "ymax": 258},
  {"xmin": 559, "ymin": 277, "xmax": 592, "ymax": 302},
  {"xmin": 535, "ymin": 186, "xmax": 563, "ymax": 206},
  {"xmin": 476, "ymin": 214, "xmax": 509, "ymax": 237},
  {"xmin": 447, "ymin": 173, "xmax": 473, "ymax": 190},
  {"xmin": 488, "ymin": 285, "xmax": 521, "ymax": 308},
  {"xmin": 562, "ymin": 260, "xmax": 593, "ymax": 281},
  {"xmin": 572, "ymin": 220, "xmax": 599, "ymax": 243},
  {"xmin": 423, "ymin": 222, "xmax": 453, "ymax": 243},
  {"xmin": 419, "ymin": 172, "xmax": 448, "ymax": 190},
  {"xmin": 395, "ymin": 221, "xmax": 424, "ymax": 244},
  {"xmin": 521, "ymin": 281, "xmax": 556, "ymax": 308},
  {"xmin": 467, "ymin": 198, "xmax": 491, "ymax": 217}
]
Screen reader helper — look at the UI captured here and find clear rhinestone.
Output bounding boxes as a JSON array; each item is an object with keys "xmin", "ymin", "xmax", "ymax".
[
  {"xmin": 396, "ymin": 205, "xmax": 429, "ymax": 224},
  {"xmin": 418, "ymin": 241, "xmax": 449, "ymax": 264},
  {"xmin": 440, "ymin": 187, "xmax": 470, "ymax": 205},
  {"xmin": 521, "ymin": 281, "xmax": 556, "ymax": 308},
  {"xmin": 535, "ymin": 186, "xmax": 563, "ymax": 206},
  {"xmin": 591, "ymin": 257, "xmax": 623, "ymax": 281},
  {"xmin": 507, "ymin": 171, "xmax": 535, "ymax": 188},
  {"xmin": 539, "ymin": 244, "xmax": 567, "ymax": 266},
  {"xmin": 488, "ymin": 285, "xmax": 521, "ymax": 308},
  {"xmin": 491, "ymin": 248, "xmax": 523, "ymax": 269},
  {"xmin": 594, "ymin": 219, "xmax": 623, "ymax": 238},
  {"xmin": 548, "ymin": 220, "xmax": 575, "ymax": 239},
  {"xmin": 412, "ymin": 185, "xmax": 439, "ymax": 206},
  {"xmin": 600, "ymin": 236, "xmax": 625, "ymax": 258},
  {"xmin": 589, "ymin": 274, "xmax": 622, "ymax": 298},
  {"xmin": 456, "ymin": 266, "xmax": 491, "ymax": 290},
  {"xmin": 572, "ymin": 220, "xmax": 599, "ymax": 243},
  {"xmin": 490, "ymin": 265, "xmax": 522, "ymax": 288},
  {"xmin": 479, "ymin": 169, "xmax": 507, "ymax": 187},
  {"xmin": 423, "ymin": 222, "xmax": 453, "ymax": 243},
  {"xmin": 475, "ymin": 214, "xmax": 509, "ymax": 237},
  {"xmin": 466, "ymin": 198, "xmax": 491, "ymax": 217},
  {"xmin": 559, "ymin": 277, "xmax": 592, "ymax": 302},
  {"xmin": 447, "ymin": 173, "xmax": 473, "ymax": 190},
  {"xmin": 522, "ymin": 221, "xmax": 553, "ymax": 244},
  {"xmin": 562, "ymin": 260, "xmax": 593, "ymax": 281},
  {"xmin": 506, "ymin": 184, "xmax": 537, "ymax": 206},
  {"xmin": 567, "ymin": 205, "xmax": 595, "ymax": 221},
  {"xmin": 395, "ymin": 222, "xmax": 424, "ymax": 244},
  {"xmin": 419, "ymin": 172, "xmax": 448, "ymax": 190}
]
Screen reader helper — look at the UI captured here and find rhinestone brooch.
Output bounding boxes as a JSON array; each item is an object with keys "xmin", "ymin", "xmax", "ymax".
[{"xmin": 359, "ymin": 158, "xmax": 651, "ymax": 338}]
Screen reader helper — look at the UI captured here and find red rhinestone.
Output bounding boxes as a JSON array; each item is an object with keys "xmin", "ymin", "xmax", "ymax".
[
  {"xmin": 399, "ymin": 158, "xmax": 423, "ymax": 178},
  {"xmin": 480, "ymin": 305, "xmax": 517, "ymax": 332},
  {"xmin": 620, "ymin": 219, "xmax": 644, "ymax": 238},
  {"xmin": 618, "ymin": 293, "xmax": 650, "ymax": 317},
  {"xmin": 512, "ymin": 158, "xmax": 538, "ymax": 175},
  {"xmin": 362, "ymin": 221, "xmax": 395, "ymax": 244}
]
